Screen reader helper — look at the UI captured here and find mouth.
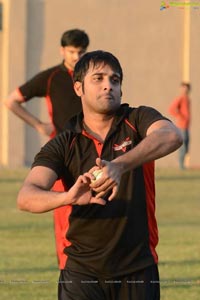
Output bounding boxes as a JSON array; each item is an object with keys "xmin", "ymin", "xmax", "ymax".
[{"xmin": 102, "ymin": 94, "xmax": 114, "ymax": 100}]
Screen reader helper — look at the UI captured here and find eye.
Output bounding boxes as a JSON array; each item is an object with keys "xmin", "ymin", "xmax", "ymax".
[
  {"xmin": 93, "ymin": 75, "xmax": 103, "ymax": 81},
  {"xmin": 111, "ymin": 76, "xmax": 120, "ymax": 84},
  {"xmin": 79, "ymin": 50, "xmax": 86, "ymax": 56}
]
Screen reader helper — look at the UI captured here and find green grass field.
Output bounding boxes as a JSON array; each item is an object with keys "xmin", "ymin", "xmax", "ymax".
[{"xmin": 0, "ymin": 167, "xmax": 200, "ymax": 299}]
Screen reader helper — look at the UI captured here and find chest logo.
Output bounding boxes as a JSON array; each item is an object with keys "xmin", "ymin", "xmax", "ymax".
[{"xmin": 113, "ymin": 137, "xmax": 132, "ymax": 152}]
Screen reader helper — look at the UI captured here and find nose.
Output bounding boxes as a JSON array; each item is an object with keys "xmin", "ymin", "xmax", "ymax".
[
  {"xmin": 103, "ymin": 78, "xmax": 113, "ymax": 91},
  {"xmin": 73, "ymin": 52, "xmax": 80, "ymax": 61}
]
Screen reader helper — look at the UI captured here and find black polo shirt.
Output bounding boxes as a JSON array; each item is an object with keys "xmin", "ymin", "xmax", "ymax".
[
  {"xmin": 32, "ymin": 104, "xmax": 168, "ymax": 277},
  {"xmin": 18, "ymin": 62, "xmax": 82, "ymax": 134}
]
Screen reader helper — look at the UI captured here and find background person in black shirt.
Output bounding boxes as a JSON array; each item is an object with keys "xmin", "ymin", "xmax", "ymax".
[{"xmin": 5, "ymin": 29, "xmax": 90, "ymax": 269}]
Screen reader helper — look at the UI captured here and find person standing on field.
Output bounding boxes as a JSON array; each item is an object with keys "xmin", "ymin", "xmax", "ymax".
[
  {"xmin": 4, "ymin": 29, "xmax": 90, "ymax": 269},
  {"xmin": 168, "ymin": 82, "xmax": 191, "ymax": 169}
]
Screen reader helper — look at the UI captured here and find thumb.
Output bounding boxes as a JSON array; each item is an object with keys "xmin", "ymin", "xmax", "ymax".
[{"xmin": 96, "ymin": 157, "xmax": 106, "ymax": 168}]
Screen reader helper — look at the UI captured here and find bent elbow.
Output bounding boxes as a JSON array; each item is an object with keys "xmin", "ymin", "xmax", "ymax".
[
  {"xmin": 17, "ymin": 193, "xmax": 26, "ymax": 211},
  {"xmin": 17, "ymin": 188, "xmax": 30, "ymax": 212},
  {"xmin": 4, "ymin": 99, "xmax": 11, "ymax": 109},
  {"xmin": 171, "ymin": 129, "xmax": 183, "ymax": 151},
  {"xmin": 177, "ymin": 134, "xmax": 183, "ymax": 148}
]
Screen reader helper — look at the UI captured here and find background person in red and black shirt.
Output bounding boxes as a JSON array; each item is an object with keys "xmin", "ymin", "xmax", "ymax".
[
  {"xmin": 168, "ymin": 82, "xmax": 191, "ymax": 170},
  {"xmin": 17, "ymin": 51, "xmax": 183, "ymax": 300},
  {"xmin": 5, "ymin": 29, "xmax": 90, "ymax": 269}
]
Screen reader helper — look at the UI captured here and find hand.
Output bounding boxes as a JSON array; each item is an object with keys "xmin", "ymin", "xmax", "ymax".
[
  {"xmin": 35, "ymin": 122, "xmax": 55, "ymax": 137},
  {"xmin": 67, "ymin": 173, "xmax": 106, "ymax": 206},
  {"xmin": 90, "ymin": 158, "xmax": 123, "ymax": 201}
]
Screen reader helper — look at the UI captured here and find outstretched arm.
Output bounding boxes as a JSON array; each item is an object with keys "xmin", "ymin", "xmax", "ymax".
[
  {"xmin": 17, "ymin": 166, "xmax": 106, "ymax": 213},
  {"xmin": 4, "ymin": 89, "xmax": 54, "ymax": 136},
  {"xmin": 91, "ymin": 120, "xmax": 183, "ymax": 199}
]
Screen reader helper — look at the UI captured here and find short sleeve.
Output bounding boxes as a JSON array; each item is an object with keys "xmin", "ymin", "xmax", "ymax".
[
  {"xmin": 130, "ymin": 106, "xmax": 170, "ymax": 139},
  {"xmin": 31, "ymin": 132, "xmax": 68, "ymax": 178},
  {"xmin": 18, "ymin": 69, "xmax": 52, "ymax": 101}
]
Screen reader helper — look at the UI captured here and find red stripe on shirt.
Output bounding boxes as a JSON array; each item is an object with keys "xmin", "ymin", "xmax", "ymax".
[
  {"xmin": 82, "ymin": 129, "xmax": 103, "ymax": 157},
  {"xmin": 124, "ymin": 118, "xmax": 137, "ymax": 132},
  {"xmin": 143, "ymin": 161, "xmax": 159, "ymax": 263},
  {"xmin": 53, "ymin": 179, "xmax": 72, "ymax": 269}
]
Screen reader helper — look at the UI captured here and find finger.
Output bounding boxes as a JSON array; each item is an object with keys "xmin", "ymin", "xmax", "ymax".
[
  {"xmin": 108, "ymin": 185, "xmax": 119, "ymax": 201},
  {"xmin": 95, "ymin": 157, "xmax": 102, "ymax": 167},
  {"xmin": 96, "ymin": 158, "xmax": 107, "ymax": 168},
  {"xmin": 88, "ymin": 166, "xmax": 100, "ymax": 174},
  {"xmin": 84, "ymin": 171, "xmax": 103, "ymax": 183},
  {"xmin": 91, "ymin": 178, "xmax": 114, "ymax": 191},
  {"xmin": 95, "ymin": 182, "xmax": 116, "ymax": 199},
  {"xmin": 90, "ymin": 177, "xmax": 106, "ymax": 188},
  {"xmin": 79, "ymin": 174, "xmax": 91, "ymax": 185},
  {"xmin": 83, "ymin": 172, "xmax": 94, "ymax": 181},
  {"xmin": 90, "ymin": 197, "xmax": 106, "ymax": 205},
  {"xmin": 90, "ymin": 171, "xmax": 115, "ymax": 188}
]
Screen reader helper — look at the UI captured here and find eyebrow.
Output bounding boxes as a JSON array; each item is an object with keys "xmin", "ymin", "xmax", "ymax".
[{"xmin": 92, "ymin": 72, "xmax": 120, "ymax": 78}]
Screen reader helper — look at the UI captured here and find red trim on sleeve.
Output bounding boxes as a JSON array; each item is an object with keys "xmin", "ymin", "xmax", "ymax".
[
  {"xmin": 143, "ymin": 161, "xmax": 159, "ymax": 263},
  {"xmin": 45, "ymin": 94, "xmax": 56, "ymax": 138},
  {"xmin": 45, "ymin": 69, "xmax": 60, "ymax": 136},
  {"xmin": 46, "ymin": 95, "xmax": 53, "ymax": 121}
]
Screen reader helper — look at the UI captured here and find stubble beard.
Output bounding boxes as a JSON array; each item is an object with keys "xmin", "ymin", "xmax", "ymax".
[{"xmin": 96, "ymin": 94, "xmax": 121, "ymax": 114}]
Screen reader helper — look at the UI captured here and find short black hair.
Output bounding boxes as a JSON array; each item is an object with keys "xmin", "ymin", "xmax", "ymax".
[
  {"xmin": 61, "ymin": 29, "xmax": 89, "ymax": 49},
  {"xmin": 181, "ymin": 82, "xmax": 191, "ymax": 92},
  {"xmin": 73, "ymin": 50, "xmax": 123, "ymax": 83}
]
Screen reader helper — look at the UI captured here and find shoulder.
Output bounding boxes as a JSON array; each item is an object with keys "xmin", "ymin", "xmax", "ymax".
[
  {"xmin": 45, "ymin": 130, "xmax": 75, "ymax": 151},
  {"xmin": 127, "ymin": 105, "xmax": 168, "ymax": 138},
  {"xmin": 32, "ymin": 130, "xmax": 76, "ymax": 171},
  {"xmin": 128, "ymin": 105, "xmax": 163, "ymax": 118},
  {"xmin": 36, "ymin": 64, "xmax": 62, "ymax": 78}
]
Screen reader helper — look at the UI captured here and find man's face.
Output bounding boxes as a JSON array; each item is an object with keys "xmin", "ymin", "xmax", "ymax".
[
  {"xmin": 74, "ymin": 63, "xmax": 122, "ymax": 114},
  {"xmin": 61, "ymin": 46, "xmax": 86, "ymax": 70},
  {"xmin": 180, "ymin": 85, "xmax": 189, "ymax": 96}
]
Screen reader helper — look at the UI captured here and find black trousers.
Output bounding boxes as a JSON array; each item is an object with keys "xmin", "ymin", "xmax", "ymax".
[{"xmin": 58, "ymin": 264, "xmax": 160, "ymax": 300}]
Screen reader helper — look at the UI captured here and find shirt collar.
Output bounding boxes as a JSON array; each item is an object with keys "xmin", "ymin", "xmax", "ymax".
[
  {"xmin": 65, "ymin": 103, "xmax": 131, "ymax": 134},
  {"xmin": 60, "ymin": 61, "xmax": 73, "ymax": 77}
]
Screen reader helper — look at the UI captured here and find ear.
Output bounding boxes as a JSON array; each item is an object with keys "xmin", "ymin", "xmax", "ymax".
[
  {"xmin": 74, "ymin": 81, "xmax": 83, "ymax": 97},
  {"xmin": 60, "ymin": 46, "xmax": 64, "ymax": 58}
]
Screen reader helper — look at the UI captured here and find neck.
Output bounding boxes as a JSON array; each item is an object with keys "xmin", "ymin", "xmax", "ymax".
[
  {"xmin": 83, "ymin": 113, "xmax": 114, "ymax": 142},
  {"xmin": 64, "ymin": 61, "xmax": 73, "ymax": 71}
]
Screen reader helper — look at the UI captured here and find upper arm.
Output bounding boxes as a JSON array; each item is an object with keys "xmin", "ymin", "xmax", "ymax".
[
  {"xmin": 146, "ymin": 119, "xmax": 175, "ymax": 136},
  {"xmin": 133, "ymin": 106, "xmax": 171, "ymax": 138},
  {"xmin": 24, "ymin": 166, "xmax": 58, "ymax": 190},
  {"xmin": 19, "ymin": 70, "xmax": 50, "ymax": 99},
  {"xmin": 5, "ymin": 89, "xmax": 25, "ymax": 108}
]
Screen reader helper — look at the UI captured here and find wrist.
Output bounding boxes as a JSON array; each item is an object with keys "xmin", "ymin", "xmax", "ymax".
[
  {"xmin": 112, "ymin": 160, "xmax": 126, "ymax": 175},
  {"xmin": 34, "ymin": 120, "xmax": 43, "ymax": 130},
  {"xmin": 63, "ymin": 190, "xmax": 76, "ymax": 206}
]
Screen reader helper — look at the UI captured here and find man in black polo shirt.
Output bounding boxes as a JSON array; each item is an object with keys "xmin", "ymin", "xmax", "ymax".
[
  {"xmin": 5, "ymin": 29, "xmax": 89, "ymax": 269},
  {"xmin": 17, "ymin": 51, "xmax": 183, "ymax": 300}
]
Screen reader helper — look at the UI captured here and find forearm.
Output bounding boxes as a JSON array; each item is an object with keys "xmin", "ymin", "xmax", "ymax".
[
  {"xmin": 6, "ymin": 99, "xmax": 42, "ymax": 129},
  {"xmin": 113, "ymin": 126, "xmax": 183, "ymax": 174},
  {"xmin": 17, "ymin": 184, "xmax": 71, "ymax": 213}
]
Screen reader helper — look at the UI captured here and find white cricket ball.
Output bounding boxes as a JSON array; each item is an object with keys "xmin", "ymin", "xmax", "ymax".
[{"xmin": 91, "ymin": 169, "xmax": 103, "ymax": 183}]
